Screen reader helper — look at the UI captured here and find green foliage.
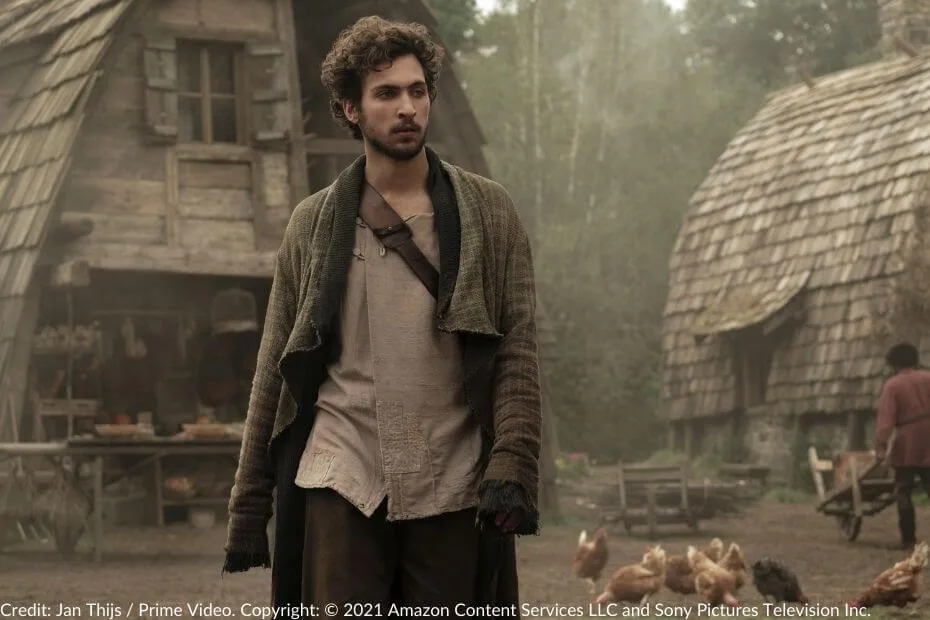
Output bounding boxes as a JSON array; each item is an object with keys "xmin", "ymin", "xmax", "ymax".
[
  {"xmin": 554, "ymin": 454, "xmax": 590, "ymax": 481},
  {"xmin": 640, "ymin": 449, "xmax": 721, "ymax": 478},
  {"xmin": 790, "ymin": 430, "xmax": 822, "ymax": 494},
  {"xmin": 423, "ymin": 0, "xmax": 479, "ymax": 52},
  {"xmin": 640, "ymin": 449, "xmax": 690, "ymax": 467},
  {"xmin": 761, "ymin": 486, "xmax": 814, "ymax": 504},
  {"xmin": 718, "ymin": 432, "xmax": 751, "ymax": 464},
  {"xmin": 684, "ymin": 0, "xmax": 882, "ymax": 88}
]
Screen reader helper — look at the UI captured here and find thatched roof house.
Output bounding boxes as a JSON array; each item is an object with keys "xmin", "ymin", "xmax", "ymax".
[{"xmin": 660, "ymin": 0, "xmax": 930, "ymax": 458}]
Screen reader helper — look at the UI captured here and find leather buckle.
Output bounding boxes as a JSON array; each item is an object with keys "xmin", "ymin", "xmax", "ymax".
[
  {"xmin": 374, "ymin": 222, "xmax": 412, "ymax": 249},
  {"xmin": 374, "ymin": 223, "xmax": 407, "ymax": 238}
]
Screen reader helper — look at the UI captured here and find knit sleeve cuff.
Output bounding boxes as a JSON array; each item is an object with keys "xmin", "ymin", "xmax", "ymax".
[
  {"xmin": 222, "ymin": 513, "xmax": 271, "ymax": 573},
  {"xmin": 477, "ymin": 479, "xmax": 540, "ymax": 536}
]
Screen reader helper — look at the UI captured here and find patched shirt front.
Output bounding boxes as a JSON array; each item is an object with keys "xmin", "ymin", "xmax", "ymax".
[{"xmin": 295, "ymin": 212, "xmax": 483, "ymax": 520}]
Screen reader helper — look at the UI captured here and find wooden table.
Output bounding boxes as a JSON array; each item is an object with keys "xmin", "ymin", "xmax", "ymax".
[{"xmin": 0, "ymin": 437, "xmax": 241, "ymax": 561}]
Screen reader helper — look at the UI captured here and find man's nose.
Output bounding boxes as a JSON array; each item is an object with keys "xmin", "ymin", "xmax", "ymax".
[{"xmin": 398, "ymin": 93, "xmax": 416, "ymax": 116}]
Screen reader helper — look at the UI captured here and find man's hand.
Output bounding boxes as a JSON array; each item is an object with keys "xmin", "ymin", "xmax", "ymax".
[
  {"xmin": 477, "ymin": 480, "xmax": 536, "ymax": 536},
  {"xmin": 494, "ymin": 507, "xmax": 526, "ymax": 534}
]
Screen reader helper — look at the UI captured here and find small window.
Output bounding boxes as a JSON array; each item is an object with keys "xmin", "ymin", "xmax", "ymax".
[
  {"xmin": 741, "ymin": 342, "xmax": 774, "ymax": 407},
  {"xmin": 176, "ymin": 41, "xmax": 242, "ymax": 144},
  {"xmin": 732, "ymin": 328, "xmax": 777, "ymax": 408}
]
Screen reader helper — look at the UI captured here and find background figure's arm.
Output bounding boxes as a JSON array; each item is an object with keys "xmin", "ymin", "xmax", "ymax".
[{"xmin": 874, "ymin": 382, "xmax": 897, "ymax": 460}]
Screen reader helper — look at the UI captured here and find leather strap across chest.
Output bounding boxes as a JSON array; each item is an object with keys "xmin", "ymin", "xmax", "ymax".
[{"xmin": 359, "ymin": 181, "xmax": 439, "ymax": 300}]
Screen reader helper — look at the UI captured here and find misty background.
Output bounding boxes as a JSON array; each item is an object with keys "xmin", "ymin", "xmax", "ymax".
[
  {"xmin": 478, "ymin": 0, "xmax": 688, "ymax": 13},
  {"xmin": 421, "ymin": 0, "xmax": 884, "ymax": 463}
]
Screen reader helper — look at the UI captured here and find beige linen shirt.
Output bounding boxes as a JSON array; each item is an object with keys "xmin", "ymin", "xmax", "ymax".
[{"xmin": 295, "ymin": 212, "xmax": 483, "ymax": 520}]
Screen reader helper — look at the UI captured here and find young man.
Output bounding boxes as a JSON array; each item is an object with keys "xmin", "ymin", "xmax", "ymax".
[
  {"xmin": 223, "ymin": 15, "xmax": 542, "ymax": 612},
  {"xmin": 875, "ymin": 342, "xmax": 930, "ymax": 550}
]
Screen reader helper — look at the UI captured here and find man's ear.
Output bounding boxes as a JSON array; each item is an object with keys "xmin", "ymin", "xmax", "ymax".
[{"xmin": 343, "ymin": 99, "xmax": 359, "ymax": 124}]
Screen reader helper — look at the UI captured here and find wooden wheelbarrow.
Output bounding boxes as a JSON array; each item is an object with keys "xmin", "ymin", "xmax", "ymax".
[{"xmin": 808, "ymin": 446, "xmax": 895, "ymax": 542}]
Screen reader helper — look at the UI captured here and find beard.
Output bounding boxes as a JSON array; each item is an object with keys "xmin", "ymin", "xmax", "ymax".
[{"xmin": 358, "ymin": 115, "xmax": 427, "ymax": 161}]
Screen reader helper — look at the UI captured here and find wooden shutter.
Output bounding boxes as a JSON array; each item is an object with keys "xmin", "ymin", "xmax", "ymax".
[
  {"xmin": 142, "ymin": 36, "xmax": 179, "ymax": 143},
  {"xmin": 246, "ymin": 42, "xmax": 290, "ymax": 149}
]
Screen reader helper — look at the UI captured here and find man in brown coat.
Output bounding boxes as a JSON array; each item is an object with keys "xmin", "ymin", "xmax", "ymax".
[
  {"xmin": 874, "ymin": 342, "xmax": 930, "ymax": 549},
  {"xmin": 222, "ymin": 15, "xmax": 541, "ymax": 615}
]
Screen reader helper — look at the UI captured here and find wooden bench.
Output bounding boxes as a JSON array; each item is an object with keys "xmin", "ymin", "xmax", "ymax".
[{"xmin": 616, "ymin": 463, "xmax": 696, "ymax": 539}]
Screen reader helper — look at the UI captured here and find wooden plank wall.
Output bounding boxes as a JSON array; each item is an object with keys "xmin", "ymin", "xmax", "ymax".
[
  {"xmin": 56, "ymin": 0, "xmax": 295, "ymax": 265},
  {"xmin": 154, "ymin": 0, "xmax": 276, "ymax": 33},
  {"xmin": 175, "ymin": 157, "xmax": 256, "ymax": 251},
  {"xmin": 59, "ymin": 30, "xmax": 168, "ymax": 245},
  {"xmin": 260, "ymin": 152, "xmax": 291, "ymax": 239}
]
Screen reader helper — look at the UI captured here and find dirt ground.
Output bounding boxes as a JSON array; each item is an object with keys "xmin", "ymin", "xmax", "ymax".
[{"xmin": 1, "ymin": 485, "xmax": 929, "ymax": 619}]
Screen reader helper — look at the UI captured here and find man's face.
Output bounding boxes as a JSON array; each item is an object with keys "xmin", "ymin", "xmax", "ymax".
[{"xmin": 344, "ymin": 54, "xmax": 430, "ymax": 161}]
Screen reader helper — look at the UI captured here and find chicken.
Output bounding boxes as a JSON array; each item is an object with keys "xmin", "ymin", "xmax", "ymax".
[
  {"xmin": 848, "ymin": 541, "xmax": 929, "ymax": 609},
  {"xmin": 752, "ymin": 557, "xmax": 809, "ymax": 604},
  {"xmin": 687, "ymin": 545, "xmax": 739, "ymax": 607},
  {"xmin": 595, "ymin": 545, "xmax": 667, "ymax": 605},
  {"xmin": 704, "ymin": 537, "xmax": 725, "ymax": 563},
  {"xmin": 665, "ymin": 538, "xmax": 725, "ymax": 595},
  {"xmin": 573, "ymin": 528, "xmax": 609, "ymax": 594},
  {"xmin": 717, "ymin": 542, "xmax": 748, "ymax": 591}
]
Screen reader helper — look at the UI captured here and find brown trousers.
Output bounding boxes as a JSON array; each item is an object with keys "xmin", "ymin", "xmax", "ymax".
[{"xmin": 301, "ymin": 488, "xmax": 481, "ymax": 613}]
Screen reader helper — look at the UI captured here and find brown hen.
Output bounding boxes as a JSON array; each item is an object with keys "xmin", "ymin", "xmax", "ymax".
[
  {"xmin": 848, "ymin": 541, "xmax": 928, "ymax": 609},
  {"xmin": 718, "ymin": 542, "xmax": 748, "ymax": 591},
  {"xmin": 573, "ymin": 528, "xmax": 609, "ymax": 594},
  {"xmin": 595, "ymin": 545, "xmax": 667, "ymax": 605},
  {"xmin": 687, "ymin": 545, "xmax": 739, "ymax": 607},
  {"xmin": 665, "ymin": 538, "xmax": 724, "ymax": 595}
]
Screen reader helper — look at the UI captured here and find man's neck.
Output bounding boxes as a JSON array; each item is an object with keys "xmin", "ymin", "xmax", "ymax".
[{"xmin": 363, "ymin": 145, "xmax": 429, "ymax": 194}]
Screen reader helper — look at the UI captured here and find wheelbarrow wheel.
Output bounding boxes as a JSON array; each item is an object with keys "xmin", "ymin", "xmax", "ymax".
[{"xmin": 838, "ymin": 515, "xmax": 862, "ymax": 541}]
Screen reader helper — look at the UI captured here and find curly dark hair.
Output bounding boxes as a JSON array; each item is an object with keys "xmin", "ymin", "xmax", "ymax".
[
  {"xmin": 887, "ymin": 342, "xmax": 920, "ymax": 368},
  {"xmin": 321, "ymin": 15, "xmax": 445, "ymax": 139}
]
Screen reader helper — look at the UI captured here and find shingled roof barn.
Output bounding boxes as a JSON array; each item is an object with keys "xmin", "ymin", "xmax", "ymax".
[
  {"xmin": 660, "ymin": 0, "xmax": 930, "ymax": 470},
  {"xmin": 0, "ymin": 0, "xmax": 560, "ymax": 515}
]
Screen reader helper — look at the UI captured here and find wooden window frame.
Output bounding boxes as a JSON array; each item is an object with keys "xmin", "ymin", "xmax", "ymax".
[
  {"xmin": 176, "ymin": 40, "xmax": 247, "ymax": 146},
  {"xmin": 143, "ymin": 25, "xmax": 295, "ymax": 152}
]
